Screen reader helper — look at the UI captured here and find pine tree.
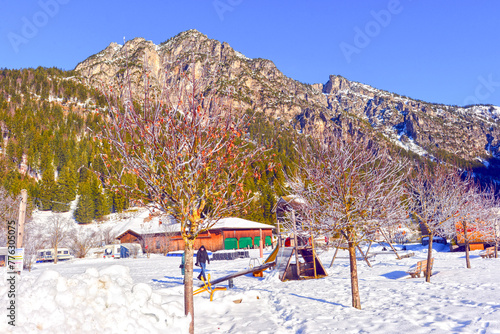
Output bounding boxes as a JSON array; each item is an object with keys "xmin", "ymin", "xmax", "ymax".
[
  {"xmin": 112, "ymin": 190, "xmax": 127, "ymax": 213},
  {"xmin": 90, "ymin": 174, "xmax": 110, "ymax": 219},
  {"xmin": 53, "ymin": 162, "xmax": 77, "ymax": 212},
  {"xmin": 38, "ymin": 166, "xmax": 57, "ymax": 211},
  {"xmin": 74, "ymin": 181, "xmax": 94, "ymax": 224}
]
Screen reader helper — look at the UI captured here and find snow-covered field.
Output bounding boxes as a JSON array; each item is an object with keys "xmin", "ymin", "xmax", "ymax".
[{"xmin": 1, "ymin": 243, "xmax": 499, "ymax": 333}]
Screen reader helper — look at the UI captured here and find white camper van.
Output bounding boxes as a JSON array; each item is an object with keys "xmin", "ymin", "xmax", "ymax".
[
  {"xmin": 103, "ymin": 244, "xmax": 121, "ymax": 259},
  {"xmin": 36, "ymin": 248, "xmax": 74, "ymax": 262}
]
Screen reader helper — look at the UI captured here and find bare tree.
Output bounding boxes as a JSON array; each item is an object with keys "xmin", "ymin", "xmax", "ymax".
[
  {"xmin": 444, "ymin": 180, "xmax": 493, "ymax": 268},
  {"xmin": 483, "ymin": 186, "xmax": 499, "ymax": 258},
  {"xmin": 139, "ymin": 234, "xmax": 156, "ymax": 258},
  {"xmin": 68, "ymin": 228, "xmax": 98, "ymax": 258},
  {"xmin": 161, "ymin": 218, "xmax": 178, "ymax": 255},
  {"xmin": 47, "ymin": 216, "xmax": 70, "ymax": 264},
  {"xmin": 491, "ymin": 207, "xmax": 500, "ymax": 259},
  {"xmin": 100, "ymin": 226, "xmax": 118, "ymax": 246},
  {"xmin": 288, "ymin": 133, "xmax": 408, "ymax": 309},
  {"xmin": 407, "ymin": 163, "xmax": 466, "ymax": 282},
  {"xmin": 96, "ymin": 54, "xmax": 264, "ymax": 332},
  {"xmin": 23, "ymin": 221, "xmax": 47, "ymax": 271}
]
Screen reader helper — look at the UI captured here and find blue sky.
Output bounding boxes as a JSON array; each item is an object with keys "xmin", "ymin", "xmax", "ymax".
[{"xmin": 1, "ymin": 1, "xmax": 500, "ymax": 107}]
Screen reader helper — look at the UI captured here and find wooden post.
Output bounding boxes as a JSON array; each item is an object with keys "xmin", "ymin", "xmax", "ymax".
[
  {"xmin": 259, "ymin": 228, "xmax": 263, "ymax": 258},
  {"xmin": 310, "ymin": 231, "xmax": 317, "ymax": 278},
  {"xmin": 356, "ymin": 245, "xmax": 372, "ymax": 268},
  {"xmin": 292, "ymin": 210, "xmax": 300, "ymax": 278},
  {"xmin": 15, "ymin": 189, "xmax": 27, "ymax": 275},
  {"xmin": 365, "ymin": 240, "xmax": 373, "ymax": 258},
  {"xmin": 16, "ymin": 189, "xmax": 27, "ymax": 249},
  {"xmin": 276, "ymin": 214, "xmax": 281, "ymax": 247},
  {"xmin": 330, "ymin": 237, "xmax": 344, "ymax": 268},
  {"xmin": 379, "ymin": 228, "xmax": 401, "ymax": 260}
]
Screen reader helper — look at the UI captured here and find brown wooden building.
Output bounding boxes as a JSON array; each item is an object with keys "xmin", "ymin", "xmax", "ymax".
[{"xmin": 115, "ymin": 217, "xmax": 275, "ymax": 253}]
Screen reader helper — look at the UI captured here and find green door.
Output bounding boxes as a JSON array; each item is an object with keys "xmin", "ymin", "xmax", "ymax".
[
  {"xmin": 239, "ymin": 237, "xmax": 253, "ymax": 249},
  {"xmin": 254, "ymin": 236, "xmax": 261, "ymax": 247},
  {"xmin": 224, "ymin": 238, "xmax": 238, "ymax": 250},
  {"xmin": 265, "ymin": 236, "xmax": 272, "ymax": 246}
]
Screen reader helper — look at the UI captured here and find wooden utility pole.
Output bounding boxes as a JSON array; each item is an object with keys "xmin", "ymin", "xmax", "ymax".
[{"xmin": 16, "ymin": 189, "xmax": 27, "ymax": 249}]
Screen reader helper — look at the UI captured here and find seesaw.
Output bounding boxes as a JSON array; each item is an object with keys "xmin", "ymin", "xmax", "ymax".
[{"xmin": 193, "ymin": 262, "xmax": 275, "ymax": 301}]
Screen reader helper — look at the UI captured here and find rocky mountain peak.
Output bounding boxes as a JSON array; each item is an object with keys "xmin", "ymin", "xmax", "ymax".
[
  {"xmin": 73, "ymin": 30, "xmax": 500, "ymax": 181},
  {"xmin": 323, "ymin": 75, "xmax": 351, "ymax": 94}
]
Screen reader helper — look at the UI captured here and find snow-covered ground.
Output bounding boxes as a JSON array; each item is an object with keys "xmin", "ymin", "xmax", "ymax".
[{"xmin": 1, "ymin": 243, "xmax": 499, "ymax": 333}]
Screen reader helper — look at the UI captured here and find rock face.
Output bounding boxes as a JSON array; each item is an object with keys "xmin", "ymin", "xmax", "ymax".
[{"xmin": 75, "ymin": 29, "xmax": 500, "ymax": 171}]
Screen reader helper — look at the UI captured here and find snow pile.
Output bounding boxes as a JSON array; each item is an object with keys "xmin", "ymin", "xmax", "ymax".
[
  {"xmin": 2, "ymin": 245, "xmax": 500, "ymax": 333},
  {"xmin": 0, "ymin": 265, "xmax": 189, "ymax": 334}
]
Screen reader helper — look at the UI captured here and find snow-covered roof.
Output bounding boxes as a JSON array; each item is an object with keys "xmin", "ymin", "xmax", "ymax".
[
  {"xmin": 209, "ymin": 217, "xmax": 274, "ymax": 230},
  {"xmin": 113, "ymin": 209, "xmax": 176, "ymax": 238},
  {"xmin": 115, "ymin": 212, "xmax": 274, "ymax": 238}
]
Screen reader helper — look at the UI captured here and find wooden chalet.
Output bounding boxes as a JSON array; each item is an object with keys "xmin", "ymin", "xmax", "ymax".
[
  {"xmin": 454, "ymin": 220, "xmax": 496, "ymax": 251},
  {"xmin": 114, "ymin": 211, "xmax": 275, "ymax": 253},
  {"xmin": 274, "ymin": 195, "xmax": 306, "ymax": 223}
]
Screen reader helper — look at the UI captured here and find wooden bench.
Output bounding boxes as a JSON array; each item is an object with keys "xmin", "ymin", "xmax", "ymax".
[
  {"xmin": 407, "ymin": 258, "xmax": 434, "ymax": 278},
  {"xmin": 480, "ymin": 247, "xmax": 496, "ymax": 259}
]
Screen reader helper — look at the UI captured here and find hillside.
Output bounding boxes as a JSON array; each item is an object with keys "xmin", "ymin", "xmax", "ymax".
[{"xmin": 75, "ymin": 29, "xmax": 500, "ymax": 182}]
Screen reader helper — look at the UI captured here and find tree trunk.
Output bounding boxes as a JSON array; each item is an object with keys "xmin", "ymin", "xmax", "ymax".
[
  {"xmin": 495, "ymin": 239, "xmax": 498, "ymax": 259},
  {"xmin": 54, "ymin": 245, "xmax": 58, "ymax": 264},
  {"xmin": 494, "ymin": 222, "xmax": 498, "ymax": 259},
  {"xmin": 425, "ymin": 233, "xmax": 433, "ymax": 283},
  {"xmin": 292, "ymin": 211, "xmax": 300, "ymax": 278},
  {"xmin": 184, "ymin": 240, "xmax": 195, "ymax": 334},
  {"xmin": 463, "ymin": 222, "xmax": 471, "ymax": 269},
  {"xmin": 348, "ymin": 240, "xmax": 361, "ymax": 309}
]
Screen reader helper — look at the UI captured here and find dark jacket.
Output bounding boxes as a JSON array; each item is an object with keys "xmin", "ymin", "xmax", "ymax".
[{"xmin": 196, "ymin": 246, "xmax": 210, "ymax": 264}]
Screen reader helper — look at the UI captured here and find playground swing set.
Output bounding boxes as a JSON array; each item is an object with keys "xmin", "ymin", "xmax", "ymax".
[
  {"xmin": 194, "ymin": 203, "xmax": 330, "ymax": 300},
  {"xmin": 193, "ymin": 238, "xmax": 328, "ymax": 301}
]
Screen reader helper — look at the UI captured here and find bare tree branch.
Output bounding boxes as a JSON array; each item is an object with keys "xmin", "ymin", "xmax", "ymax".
[
  {"xmin": 286, "ymin": 132, "xmax": 409, "ymax": 309},
  {"xmin": 95, "ymin": 53, "xmax": 265, "ymax": 332}
]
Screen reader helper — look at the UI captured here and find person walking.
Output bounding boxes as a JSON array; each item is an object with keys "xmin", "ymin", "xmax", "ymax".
[{"xmin": 195, "ymin": 245, "xmax": 210, "ymax": 281}]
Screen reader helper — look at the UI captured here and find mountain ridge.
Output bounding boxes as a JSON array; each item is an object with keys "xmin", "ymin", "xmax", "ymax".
[{"xmin": 74, "ymin": 29, "xmax": 500, "ymax": 180}]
